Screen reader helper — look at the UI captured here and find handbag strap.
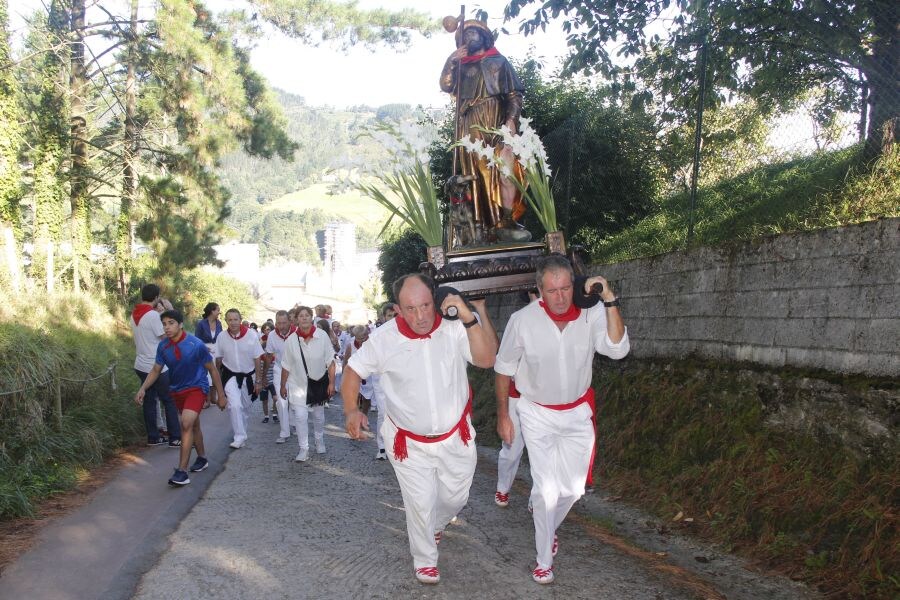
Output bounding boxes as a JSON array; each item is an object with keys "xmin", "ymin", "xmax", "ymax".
[{"xmin": 297, "ymin": 335, "xmax": 310, "ymax": 377}]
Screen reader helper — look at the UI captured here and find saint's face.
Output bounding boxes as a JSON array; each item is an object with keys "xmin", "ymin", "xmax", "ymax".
[{"xmin": 464, "ymin": 28, "xmax": 485, "ymax": 54}]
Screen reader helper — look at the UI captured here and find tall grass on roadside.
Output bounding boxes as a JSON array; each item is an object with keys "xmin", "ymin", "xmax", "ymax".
[
  {"xmin": 0, "ymin": 290, "xmax": 142, "ymax": 520},
  {"xmin": 593, "ymin": 358, "xmax": 898, "ymax": 599},
  {"xmin": 592, "ymin": 143, "xmax": 899, "ymax": 263}
]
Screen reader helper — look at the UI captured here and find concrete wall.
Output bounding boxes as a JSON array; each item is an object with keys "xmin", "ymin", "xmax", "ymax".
[{"xmin": 590, "ymin": 218, "xmax": 900, "ymax": 377}]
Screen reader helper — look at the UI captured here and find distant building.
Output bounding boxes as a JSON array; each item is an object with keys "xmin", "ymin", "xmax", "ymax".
[{"xmin": 317, "ymin": 221, "xmax": 356, "ymax": 275}]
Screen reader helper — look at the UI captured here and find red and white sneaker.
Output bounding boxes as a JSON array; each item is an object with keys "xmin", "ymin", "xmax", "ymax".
[
  {"xmin": 552, "ymin": 534, "xmax": 559, "ymax": 557},
  {"xmin": 532, "ymin": 565, "xmax": 554, "ymax": 584},
  {"xmin": 415, "ymin": 566, "xmax": 441, "ymax": 584},
  {"xmin": 434, "ymin": 530, "xmax": 443, "ymax": 545},
  {"xmin": 494, "ymin": 491, "xmax": 510, "ymax": 507}
]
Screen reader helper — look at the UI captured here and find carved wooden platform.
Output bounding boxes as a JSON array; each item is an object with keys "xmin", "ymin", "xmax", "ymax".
[{"xmin": 420, "ymin": 241, "xmax": 548, "ymax": 297}]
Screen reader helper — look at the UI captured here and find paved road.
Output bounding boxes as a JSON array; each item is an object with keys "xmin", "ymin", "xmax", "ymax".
[
  {"xmin": 0, "ymin": 399, "xmax": 818, "ymax": 600},
  {"xmin": 0, "ymin": 407, "xmax": 235, "ymax": 600},
  {"xmin": 130, "ymin": 403, "xmax": 817, "ymax": 600}
]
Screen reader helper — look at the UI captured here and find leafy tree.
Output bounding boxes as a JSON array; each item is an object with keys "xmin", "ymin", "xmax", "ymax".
[
  {"xmin": 504, "ymin": 0, "xmax": 898, "ymax": 157},
  {"xmin": 20, "ymin": 5, "xmax": 69, "ymax": 287},
  {"xmin": 248, "ymin": 0, "xmax": 437, "ymax": 49},
  {"xmin": 0, "ymin": 0, "xmax": 22, "ymax": 239},
  {"xmin": 375, "ymin": 103, "xmax": 413, "ymax": 122},
  {"xmin": 376, "ymin": 227, "xmax": 426, "ymax": 300}
]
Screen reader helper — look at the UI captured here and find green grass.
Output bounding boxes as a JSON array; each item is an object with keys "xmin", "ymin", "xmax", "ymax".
[
  {"xmin": 592, "ymin": 358, "xmax": 897, "ymax": 599},
  {"xmin": 591, "ymin": 143, "xmax": 900, "ymax": 263},
  {"xmin": 265, "ymin": 183, "xmax": 390, "ymax": 227},
  {"xmin": 0, "ymin": 291, "xmax": 142, "ymax": 520},
  {"xmin": 470, "ymin": 358, "xmax": 898, "ymax": 598}
]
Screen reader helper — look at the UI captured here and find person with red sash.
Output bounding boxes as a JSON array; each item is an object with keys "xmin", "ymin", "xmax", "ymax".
[
  {"xmin": 279, "ymin": 306, "xmax": 335, "ymax": 462},
  {"xmin": 215, "ymin": 308, "xmax": 264, "ymax": 449},
  {"xmin": 265, "ymin": 310, "xmax": 295, "ymax": 441},
  {"xmin": 342, "ymin": 273, "xmax": 497, "ymax": 584},
  {"xmin": 495, "ymin": 255, "xmax": 629, "ymax": 584},
  {"xmin": 135, "ymin": 309, "xmax": 226, "ymax": 486},
  {"xmin": 440, "ymin": 19, "xmax": 530, "ymax": 243},
  {"xmin": 131, "ymin": 284, "xmax": 182, "ymax": 447}
]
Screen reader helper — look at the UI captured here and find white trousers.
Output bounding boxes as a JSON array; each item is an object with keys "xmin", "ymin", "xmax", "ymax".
[
  {"xmin": 383, "ymin": 416, "xmax": 477, "ymax": 569},
  {"xmin": 518, "ymin": 399, "xmax": 594, "ymax": 569},
  {"xmin": 496, "ymin": 396, "xmax": 525, "ymax": 494},
  {"xmin": 273, "ymin": 364, "xmax": 293, "ymax": 439},
  {"xmin": 287, "ymin": 386, "xmax": 325, "ymax": 450},
  {"xmin": 373, "ymin": 390, "xmax": 387, "ymax": 451},
  {"xmin": 224, "ymin": 377, "xmax": 251, "ymax": 444}
]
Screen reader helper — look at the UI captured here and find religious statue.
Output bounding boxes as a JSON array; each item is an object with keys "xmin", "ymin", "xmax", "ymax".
[{"xmin": 440, "ymin": 18, "xmax": 532, "ymax": 245}]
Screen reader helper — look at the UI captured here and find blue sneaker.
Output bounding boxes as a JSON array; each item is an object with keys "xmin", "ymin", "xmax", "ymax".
[
  {"xmin": 147, "ymin": 437, "xmax": 168, "ymax": 446},
  {"xmin": 189, "ymin": 456, "xmax": 209, "ymax": 472},
  {"xmin": 168, "ymin": 469, "xmax": 190, "ymax": 486}
]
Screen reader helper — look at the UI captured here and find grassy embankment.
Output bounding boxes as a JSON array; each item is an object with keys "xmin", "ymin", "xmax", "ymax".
[
  {"xmin": 592, "ymin": 143, "xmax": 899, "ymax": 263},
  {"xmin": 0, "ymin": 291, "xmax": 142, "ymax": 520},
  {"xmin": 470, "ymin": 145, "xmax": 898, "ymax": 598},
  {"xmin": 470, "ymin": 360, "xmax": 897, "ymax": 599}
]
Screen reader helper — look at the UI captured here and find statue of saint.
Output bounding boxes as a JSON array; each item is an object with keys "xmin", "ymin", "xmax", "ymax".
[{"xmin": 440, "ymin": 19, "xmax": 531, "ymax": 244}]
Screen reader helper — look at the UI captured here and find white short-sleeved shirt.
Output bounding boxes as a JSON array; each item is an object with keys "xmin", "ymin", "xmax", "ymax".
[
  {"xmin": 347, "ymin": 317, "xmax": 473, "ymax": 435},
  {"xmin": 132, "ymin": 307, "xmax": 166, "ymax": 373},
  {"xmin": 215, "ymin": 327, "xmax": 265, "ymax": 373},
  {"xmin": 281, "ymin": 329, "xmax": 335, "ymax": 393},
  {"xmin": 265, "ymin": 327, "xmax": 295, "ymax": 367},
  {"xmin": 494, "ymin": 302, "xmax": 630, "ymax": 405},
  {"xmin": 348, "ymin": 341, "xmax": 374, "ymax": 399}
]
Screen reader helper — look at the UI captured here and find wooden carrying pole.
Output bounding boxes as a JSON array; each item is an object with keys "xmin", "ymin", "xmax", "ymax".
[{"xmin": 452, "ymin": 4, "xmax": 465, "ymax": 176}]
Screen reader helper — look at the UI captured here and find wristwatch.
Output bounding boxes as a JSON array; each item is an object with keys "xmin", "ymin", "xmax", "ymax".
[
  {"xmin": 603, "ymin": 298, "xmax": 620, "ymax": 308},
  {"xmin": 462, "ymin": 317, "xmax": 479, "ymax": 328}
]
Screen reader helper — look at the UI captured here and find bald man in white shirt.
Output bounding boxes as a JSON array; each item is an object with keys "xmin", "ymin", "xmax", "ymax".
[
  {"xmin": 342, "ymin": 273, "xmax": 497, "ymax": 585},
  {"xmin": 494, "ymin": 255, "xmax": 629, "ymax": 584},
  {"xmin": 215, "ymin": 309, "xmax": 264, "ymax": 449}
]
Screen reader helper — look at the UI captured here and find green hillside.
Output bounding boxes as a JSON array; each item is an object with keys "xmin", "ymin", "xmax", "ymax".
[
  {"xmin": 265, "ymin": 183, "xmax": 389, "ymax": 226},
  {"xmin": 590, "ymin": 143, "xmax": 899, "ymax": 263}
]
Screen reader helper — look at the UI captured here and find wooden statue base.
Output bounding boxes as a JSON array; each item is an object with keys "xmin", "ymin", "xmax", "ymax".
[{"xmin": 421, "ymin": 241, "xmax": 549, "ymax": 298}]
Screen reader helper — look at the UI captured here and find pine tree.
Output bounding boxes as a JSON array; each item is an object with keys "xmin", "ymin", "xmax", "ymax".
[{"xmin": 0, "ymin": 0, "xmax": 24, "ymax": 288}]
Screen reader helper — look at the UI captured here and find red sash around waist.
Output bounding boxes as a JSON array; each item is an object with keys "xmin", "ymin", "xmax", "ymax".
[
  {"xmin": 535, "ymin": 387, "xmax": 595, "ymax": 411},
  {"xmin": 392, "ymin": 389, "xmax": 473, "ymax": 462}
]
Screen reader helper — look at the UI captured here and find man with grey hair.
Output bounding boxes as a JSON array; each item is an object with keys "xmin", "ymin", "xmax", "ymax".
[{"xmin": 494, "ymin": 255, "xmax": 629, "ymax": 584}]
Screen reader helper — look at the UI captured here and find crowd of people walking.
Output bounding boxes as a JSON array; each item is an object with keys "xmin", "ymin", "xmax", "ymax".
[{"xmin": 130, "ymin": 255, "xmax": 628, "ymax": 586}]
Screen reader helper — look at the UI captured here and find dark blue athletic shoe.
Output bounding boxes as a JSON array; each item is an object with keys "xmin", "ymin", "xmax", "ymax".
[
  {"xmin": 168, "ymin": 469, "xmax": 190, "ymax": 486},
  {"xmin": 189, "ymin": 457, "xmax": 209, "ymax": 473}
]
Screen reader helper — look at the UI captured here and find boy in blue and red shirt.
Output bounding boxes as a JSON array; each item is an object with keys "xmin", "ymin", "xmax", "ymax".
[{"xmin": 135, "ymin": 309, "xmax": 227, "ymax": 486}]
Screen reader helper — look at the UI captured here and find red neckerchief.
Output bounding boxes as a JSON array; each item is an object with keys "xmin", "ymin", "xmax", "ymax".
[
  {"xmin": 164, "ymin": 330, "xmax": 187, "ymax": 360},
  {"xmin": 297, "ymin": 327, "xmax": 315, "ymax": 341},
  {"xmin": 451, "ymin": 192, "xmax": 472, "ymax": 205},
  {"xmin": 396, "ymin": 313, "xmax": 442, "ymax": 339},
  {"xmin": 227, "ymin": 325, "xmax": 249, "ymax": 340},
  {"xmin": 461, "ymin": 46, "xmax": 500, "ymax": 64},
  {"xmin": 539, "ymin": 300, "xmax": 581, "ymax": 322},
  {"xmin": 353, "ymin": 339, "xmax": 364, "ymax": 350},
  {"xmin": 275, "ymin": 326, "xmax": 295, "ymax": 340},
  {"xmin": 132, "ymin": 304, "xmax": 154, "ymax": 325}
]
